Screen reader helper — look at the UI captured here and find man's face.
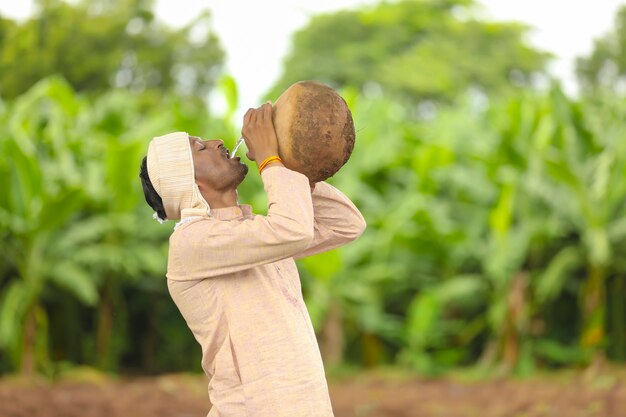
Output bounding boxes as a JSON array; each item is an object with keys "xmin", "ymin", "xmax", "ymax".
[{"xmin": 188, "ymin": 136, "xmax": 248, "ymax": 192}]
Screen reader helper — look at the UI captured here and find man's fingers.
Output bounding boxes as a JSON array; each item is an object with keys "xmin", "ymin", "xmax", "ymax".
[
  {"xmin": 241, "ymin": 101, "xmax": 275, "ymax": 161},
  {"xmin": 243, "ymin": 108, "xmax": 255, "ymax": 130},
  {"xmin": 250, "ymin": 107, "xmax": 259, "ymax": 125},
  {"xmin": 263, "ymin": 102, "xmax": 272, "ymax": 120},
  {"xmin": 244, "ymin": 103, "xmax": 272, "ymax": 126},
  {"xmin": 258, "ymin": 103, "xmax": 269, "ymax": 122}
]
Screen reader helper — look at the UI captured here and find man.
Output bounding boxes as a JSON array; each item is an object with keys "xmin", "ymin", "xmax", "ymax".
[{"xmin": 138, "ymin": 102, "xmax": 366, "ymax": 416}]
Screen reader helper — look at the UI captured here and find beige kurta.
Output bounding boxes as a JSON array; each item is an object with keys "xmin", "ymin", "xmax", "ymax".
[{"xmin": 166, "ymin": 165, "xmax": 366, "ymax": 417}]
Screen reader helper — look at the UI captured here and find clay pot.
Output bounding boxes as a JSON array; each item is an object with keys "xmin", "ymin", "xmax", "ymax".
[{"xmin": 272, "ymin": 81, "xmax": 355, "ymax": 183}]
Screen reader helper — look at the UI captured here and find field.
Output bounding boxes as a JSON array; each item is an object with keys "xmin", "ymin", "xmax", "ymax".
[
  {"xmin": 2, "ymin": 4, "xmax": 626, "ymax": 417},
  {"xmin": 1, "ymin": 368, "xmax": 625, "ymax": 417}
]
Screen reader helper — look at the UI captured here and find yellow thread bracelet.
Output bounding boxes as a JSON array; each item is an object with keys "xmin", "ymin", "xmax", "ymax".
[
  {"xmin": 258, "ymin": 156, "xmax": 282, "ymax": 173},
  {"xmin": 259, "ymin": 157, "xmax": 282, "ymax": 173}
]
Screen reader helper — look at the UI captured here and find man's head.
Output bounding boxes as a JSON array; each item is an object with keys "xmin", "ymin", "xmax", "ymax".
[
  {"xmin": 139, "ymin": 132, "xmax": 248, "ymax": 221},
  {"xmin": 186, "ymin": 135, "xmax": 248, "ymax": 195}
]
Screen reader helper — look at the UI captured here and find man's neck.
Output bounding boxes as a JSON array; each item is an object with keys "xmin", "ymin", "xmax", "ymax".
[{"xmin": 200, "ymin": 188, "xmax": 239, "ymax": 209}]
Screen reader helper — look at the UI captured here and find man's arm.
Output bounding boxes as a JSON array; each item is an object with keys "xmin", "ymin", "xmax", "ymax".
[
  {"xmin": 167, "ymin": 165, "xmax": 314, "ymax": 280},
  {"xmin": 292, "ymin": 181, "xmax": 366, "ymax": 260}
]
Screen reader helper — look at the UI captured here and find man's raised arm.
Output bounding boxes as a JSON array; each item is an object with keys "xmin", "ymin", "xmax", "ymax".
[
  {"xmin": 167, "ymin": 165, "xmax": 314, "ymax": 280},
  {"xmin": 293, "ymin": 181, "xmax": 366, "ymax": 260}
]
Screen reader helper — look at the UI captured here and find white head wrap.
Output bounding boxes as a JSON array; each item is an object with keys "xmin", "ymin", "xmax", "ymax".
[{"xmin": 146, "ymin": 131, "xmax": 211, "ymax": 221}]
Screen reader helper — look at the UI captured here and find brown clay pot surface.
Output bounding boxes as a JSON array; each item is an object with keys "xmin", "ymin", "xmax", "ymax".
[{"xmin": 273, "ymin": 81, "xmax": 355, "ymax": 183}]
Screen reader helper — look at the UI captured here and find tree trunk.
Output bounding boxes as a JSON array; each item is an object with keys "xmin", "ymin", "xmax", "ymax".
[
  {"xmin": 319, "ymin": 299, "xmax": 344, "ymax": 367},
  {"xmin": 610, "ymin": 277, "xmax": 625, "ymax": 360},
  {"xmin": 501, "ymin": 272, "xmax": 528, "ymax": 372},
  {"xmin": 480, "ymin": 272, "xmax": 529, "ymax": 375},
  {"xmin": 20, "ymin": 304, "xmax": 37, "ymax": 376},
  {"xmin": 141, "ymin": 297, "xmax": 157, "ymax": 372},
  {"xmin": 580, "ymin": 264, "xmax": 606, "ymax": 362},
  {"xmin": 362, "ymin": 332, "xmax": 384, "ymax": 367},
  {"xmin": 96, "ymin": 281, "xmax": 114, "ymax": 370}
]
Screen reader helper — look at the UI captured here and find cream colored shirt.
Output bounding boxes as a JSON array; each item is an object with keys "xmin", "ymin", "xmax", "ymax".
[{"xmin": 166, "ymin": 165, "xmax": 366, "ymax": 417}]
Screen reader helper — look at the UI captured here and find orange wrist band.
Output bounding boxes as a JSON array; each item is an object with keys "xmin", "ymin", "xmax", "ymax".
[{"xmin": 258, "ymin": 156, "xmax": 282, "ymax": 173}]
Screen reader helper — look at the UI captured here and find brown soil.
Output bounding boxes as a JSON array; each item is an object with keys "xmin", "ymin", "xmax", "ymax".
[{"xmin": 0, "ymin": 368, "xmax": 625, "ymax": 417}]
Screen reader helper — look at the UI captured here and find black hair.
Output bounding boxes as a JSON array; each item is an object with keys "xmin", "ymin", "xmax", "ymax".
[{"xmin": 139, "ymin": 156, "xmax": 167, "ymax": 220}]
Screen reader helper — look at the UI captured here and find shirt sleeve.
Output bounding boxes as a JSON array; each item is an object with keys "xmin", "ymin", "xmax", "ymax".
[
  {"xmin": 292, "ymin": 181, "xmax": 366, "ymax": 260},
  {"xmin": 167, "ymin": 165, "xmax": 314, "ymax": 280}
]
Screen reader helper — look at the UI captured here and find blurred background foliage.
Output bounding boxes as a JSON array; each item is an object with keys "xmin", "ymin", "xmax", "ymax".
[
  {"xmin": 1, "ymin": 0, "xmax": 625, "ymax": 378},
  {"xmin": 0, "ymin": 0, "xmax": 224, "ymax": 99},
  {"xmin": 266, "ymin": 0, "xmax": 550, "ymax": 105}
]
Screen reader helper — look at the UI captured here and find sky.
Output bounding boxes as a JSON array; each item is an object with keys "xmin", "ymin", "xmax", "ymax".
[{"xmin": 0, "ymin": 0, "xmax": 624, "ymax": 116}]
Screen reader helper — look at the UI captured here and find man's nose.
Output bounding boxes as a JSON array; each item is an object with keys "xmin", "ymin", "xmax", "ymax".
[{"xmin": 208, "ymin": 139, "xmax": 224, "ymax": 148}]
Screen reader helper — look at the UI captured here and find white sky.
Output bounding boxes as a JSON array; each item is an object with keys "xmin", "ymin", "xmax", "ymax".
[{"xmin": 1, "ymin": 0, "xmax": 624, "ymax": 116}]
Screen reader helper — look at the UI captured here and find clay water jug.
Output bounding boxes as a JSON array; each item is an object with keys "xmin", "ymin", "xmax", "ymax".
[{"xmin": 272, "ymin": 81, "xmax": 355, "ymax": 183}]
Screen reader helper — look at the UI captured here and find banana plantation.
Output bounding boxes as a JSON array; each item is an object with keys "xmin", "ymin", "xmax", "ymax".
[{"xmin": 1, "ymin": 75, "xmax": 625, "ymax": 377}]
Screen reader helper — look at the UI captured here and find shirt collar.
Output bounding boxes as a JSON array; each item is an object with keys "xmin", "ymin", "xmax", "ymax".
[
  {"xmin": 178, "ymin": 204, "xmax": 253, "ymax": 228},
  {"xmin": 174, "ymin": 204, "xmax": 253, "ymax": 230},
  {"xmin": 208, "ymin": 204, "xmax": 253, "ymax": 220}
]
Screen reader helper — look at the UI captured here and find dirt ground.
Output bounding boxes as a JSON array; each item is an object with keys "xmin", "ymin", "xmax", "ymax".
[{"xmin": 0, "ymin": 368, "xmax": 625, "ymax": 417}]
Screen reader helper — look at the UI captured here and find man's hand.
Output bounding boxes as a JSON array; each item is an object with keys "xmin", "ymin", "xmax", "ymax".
[{"xmin": 241, "ymin": 102, "xmax": 280, "ymax": 165}]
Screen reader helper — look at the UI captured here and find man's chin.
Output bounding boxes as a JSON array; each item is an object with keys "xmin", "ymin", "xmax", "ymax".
[{"xmin": 235, "ymin": 163, "xmax": 248, "ymax": 185}]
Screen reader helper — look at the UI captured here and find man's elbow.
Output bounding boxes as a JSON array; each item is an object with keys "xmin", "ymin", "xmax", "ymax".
[
  {"xmin": 353, "ymin": 215, "xmax": 367, "ymax": 238},
  {"xmin": 340, "ymin": 214, "xmax": 367, "ymax": 240}
]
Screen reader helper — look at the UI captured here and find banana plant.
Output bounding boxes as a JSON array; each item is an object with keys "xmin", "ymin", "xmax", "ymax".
[
  {"xmin": 0, "ymin": 78, "xmax": 169, "ymax": 373},
  {"xmin": 533, "ymin": 88, "xmax": 626, "ymax": 363},
  {"xmin": 0, "ymin": 78, "xmax": 96, "ymax": 374}
]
